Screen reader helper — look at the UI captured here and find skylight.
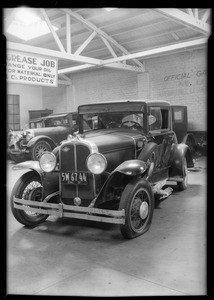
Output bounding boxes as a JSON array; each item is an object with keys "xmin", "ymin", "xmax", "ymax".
[{"xmin": 6, "ymin": 7, "xmax": 59, "ymax": 41}]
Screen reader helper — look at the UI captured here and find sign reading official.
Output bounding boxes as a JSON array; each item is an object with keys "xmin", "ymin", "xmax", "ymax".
[{"xmin": 7, "ymin": 51, "xmax": 58, "ymax": 87}]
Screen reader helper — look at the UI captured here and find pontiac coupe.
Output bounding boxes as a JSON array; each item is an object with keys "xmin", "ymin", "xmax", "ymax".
[
  {"xmin": 8, "ymin": 112, "xmax": 78, "ymax": 162},
  {"xmin": 10, "ymin": 100, "xmax": 193, "ymax": 239}
]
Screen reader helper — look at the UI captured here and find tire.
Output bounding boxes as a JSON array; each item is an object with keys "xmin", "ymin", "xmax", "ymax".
[
  {"xmin": 10, "ymin": 171, "xmax": 48, "ymax": 226},
  {"xmin": 31, "ymin": 140, "xmax": 52, "ymax": 161},
  {"xmin": 119, "ymin": 177, "xmax": 154, "ymax": 239},
  {"xmin": 186, "ymin": 139, "xmax": 195, "ymax": 157},
  {"xmin": 177, "ymin": 157, "xmax": 188, "ymax": 191}
]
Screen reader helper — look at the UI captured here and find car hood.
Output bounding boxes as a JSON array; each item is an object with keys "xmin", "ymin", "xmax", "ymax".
[
  {"xmin": 81, "ymin": 129, "xmax": 144, "ymax": 154},
  {"xmin": 26, "ymin": 126, "xmax": 69, "ymax": 136}
]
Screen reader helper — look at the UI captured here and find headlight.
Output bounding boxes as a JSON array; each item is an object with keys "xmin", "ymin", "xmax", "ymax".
[
  {"xmin": 39, "ymin": 152, "xmax": 57, "ymax": 172},
  {"xmin": 86, "ymin": 152, "xmax": 107, "ymax": 174},
  {"xmin": 9, "ymin": 133, "xmax": 22, "ymax": 145},
  {"xmin": 26, "ymin": 131, "xmax": 34, "ymax": 141}
]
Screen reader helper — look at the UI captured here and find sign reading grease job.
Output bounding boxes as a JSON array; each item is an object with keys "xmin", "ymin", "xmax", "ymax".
[{"xmin": 7, "ymin": 51, "xmax": 58, "ymax": 87}]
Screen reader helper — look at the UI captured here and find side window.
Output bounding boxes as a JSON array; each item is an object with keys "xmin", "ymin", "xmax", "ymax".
[
  {"xmin": 149, "ymin": 107, "xmax": 169, "ymax": 131},
  {"xmin": 149, "ymin": 107, "xmax": 162, "ymax": 131},
  {"xmin": 173, "ymin": 107, "xmax": 184, "ymax": 123}
]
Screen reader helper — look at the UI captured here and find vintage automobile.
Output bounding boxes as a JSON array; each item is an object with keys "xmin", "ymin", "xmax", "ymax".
[
  {"xmin": 8, "ymin": 112, "xmax": 78, "ymax": 162},
  {"xmin": 10, "ymin": 100, "xmax": 194, "ymax": 239}
]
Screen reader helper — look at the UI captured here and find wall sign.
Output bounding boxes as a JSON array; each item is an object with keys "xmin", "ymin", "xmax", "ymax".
[{"xmin": 7, "ymin": 51, "xmax": 58, "ymax": 87}]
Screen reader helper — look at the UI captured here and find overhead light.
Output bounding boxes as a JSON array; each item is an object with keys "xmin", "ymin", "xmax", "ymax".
[
  {"xmin": 104, "ymin": 8, "xmax": 117, "ymax": 12},
  {"xmin": 6, "ymin": 7, "xmax": 59, "ymax": 41}
]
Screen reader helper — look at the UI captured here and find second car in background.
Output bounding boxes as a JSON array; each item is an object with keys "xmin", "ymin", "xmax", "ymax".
[{"xmin": 8, "ymin": 112, "xmax": 78, "ymax": 162}]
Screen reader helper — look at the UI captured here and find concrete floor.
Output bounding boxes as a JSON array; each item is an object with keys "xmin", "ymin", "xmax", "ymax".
[{"xmin": 6, "ymin": 157, "xmax": 206, "ymax": 296}]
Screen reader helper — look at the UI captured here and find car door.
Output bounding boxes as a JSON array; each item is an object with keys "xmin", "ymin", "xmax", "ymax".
[{"xmin": 148, "ymin": 105, "xmax": 175, "ymax": 181}]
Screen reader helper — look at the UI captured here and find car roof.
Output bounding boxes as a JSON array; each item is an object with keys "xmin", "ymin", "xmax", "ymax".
[
  {"xmin": 43, "ymin": 112, "xmax": 77, "ymax": 119},
  {"xmin": 29, "ymin": 117, "xmax": 44, "ymax": 122},
  {"xmin": 78, "ymin": 100, "xmax": 170, "ymax": 110}
]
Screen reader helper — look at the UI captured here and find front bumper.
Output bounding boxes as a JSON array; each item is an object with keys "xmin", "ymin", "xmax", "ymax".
[
  {"xmin": 8, "ymin": 147, "xmax": 29, "ymax": 158},
  {"xmin": 13, "ymin": 196, "xmax": 125, "ymax": 225}
]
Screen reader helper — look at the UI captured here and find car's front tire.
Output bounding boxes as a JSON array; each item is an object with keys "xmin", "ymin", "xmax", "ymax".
[
  {"xmin": 10, "ymin": 171, "xmax": 48, "ymax": 226},
  {"xmin": 31, "ymin": 140, "xmax": 52, "ymax": 161},
  {"xmin": 119, "ymin": 177, "xmax": 154, "ymax": 239}
]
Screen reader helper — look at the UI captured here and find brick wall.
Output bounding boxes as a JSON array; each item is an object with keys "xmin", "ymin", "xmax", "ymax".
[
  {"xmin": 71, "ymin": 68, "xmax": 138, "ymax": 107},
  {"xmin": 42, "ymin": 85, "xmax": 68, "ymax": 113},
  {"xmin": 42, "ymin": 48, "xmax": 207, "ymax": 131},
  {"xmin": 145, "ymin": 48, "xmax": 207, "ymax": 131}
]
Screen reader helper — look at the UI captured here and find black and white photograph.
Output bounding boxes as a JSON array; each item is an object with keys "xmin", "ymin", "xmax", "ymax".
[{"xmin": 4, "ymin": 6, "xmax": 209, "ymax": 296}]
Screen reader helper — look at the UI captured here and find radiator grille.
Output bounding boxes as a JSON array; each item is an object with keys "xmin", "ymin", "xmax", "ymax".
[{"xmin": 60, "ymin": 142, "xmax": 96, "ymax": 205}]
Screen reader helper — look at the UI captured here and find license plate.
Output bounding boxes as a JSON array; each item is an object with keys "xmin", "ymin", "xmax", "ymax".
[{"xmin": 61, "ymin": 172, "xmax": 88, "ymax": 185}]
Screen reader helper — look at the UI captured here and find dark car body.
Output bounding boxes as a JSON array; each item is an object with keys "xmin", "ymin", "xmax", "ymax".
[
  {"xmin": 11, "ymin": 100, "xmax": 193, "ymax": 239},
  {"xmin": 171, "ymin": 105, "xmax": 196, "ymax": 155},
  {"xmin": 8, "ymin": 112, "xmax": 78, "ymax": 162}
]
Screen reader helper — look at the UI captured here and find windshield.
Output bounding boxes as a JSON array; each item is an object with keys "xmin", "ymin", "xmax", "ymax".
[
  {"xmin": 80, "ymin": 111, "xmax": 144, "ymax": 132},
  {"xmin": 44, "ymin": 118, "xmax": 69, "ymax": 127},
  {"xmin": 29, "ymin": 122, "xmax": 43, "ymax": 129}
]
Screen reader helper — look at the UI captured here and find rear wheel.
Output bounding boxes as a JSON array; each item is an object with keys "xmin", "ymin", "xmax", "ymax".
[
  {"xmin": 31, "ymin": 140, "xmax": 52, "ymax": 161},
  {"xmin": 119, "ymin": 178, "xmax": 154, "ymax": 239},
  {"xmin": 10, "ymin": 172, "xmax": 48, "ymax": 226}
]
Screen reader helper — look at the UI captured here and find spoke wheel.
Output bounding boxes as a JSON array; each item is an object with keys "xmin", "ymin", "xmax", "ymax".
[
  {"xmin": 31, "ymin": 141, "xmax": 52, "ymax": 161},
  {"xmin": 119, "ymin": 178, "xmax": 154, "ymax": 239},
  {"xmin": 10, "ymin": 171, "xmax": 48, "ymax": 226}
]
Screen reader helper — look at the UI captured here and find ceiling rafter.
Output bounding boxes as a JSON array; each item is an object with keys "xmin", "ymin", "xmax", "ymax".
[
  {"xmin": 40, "ymin": 8, "xmax": 66, "ymax": 53},
  {"xmin": 101, "ymin": 37, "xmax": 208, "ymax": 65},
  {"xmin": 74, "ymin": 31, "xmax": 97, "ymax": 55},
  {"xmin": 7, "ymin": 41, "xmax": 102, "ymax": 65},
  {"xmin": 100, "ymin": 36, "xmax": 117, "ymax": 58},
  {"xmin": 60, "ymin": 8, "xmax": 145, "ymax": 70},
  {"xmin": 154, "ymin": 8, "xmax": 211, "ymax": 36},
  {"xmin": 201, "ymin": 9, "xmax": 210, "ymax": 23},
  {"xmin": 66, "ymin": 13, "xmax": 71, "ymax": 53},
  {"xmin": 58, "ymin": 61, "xmax": 144, "ymax": 74}
]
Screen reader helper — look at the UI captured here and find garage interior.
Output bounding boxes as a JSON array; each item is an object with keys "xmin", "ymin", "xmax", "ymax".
[{"xmin": 5, "ymin": 7, "xmax": 209, "ymax": 296}]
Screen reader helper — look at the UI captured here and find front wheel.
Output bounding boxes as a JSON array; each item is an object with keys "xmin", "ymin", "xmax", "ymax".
[
  {"xmin": 10, "ymin": 171, "xmax": 48, "ymax": 226},
  {"xmin": 31, "ymin": 140, "xmax": 52, "ymax": 161},
  {"xmin": 119, "ymin": 178, "xmax": 154, "ymax": 239}
]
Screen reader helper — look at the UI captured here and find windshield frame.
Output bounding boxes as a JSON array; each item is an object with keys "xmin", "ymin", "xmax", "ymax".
[{"xmin": 79, "ymin": 111, "xmax": 147, "ymax": 134}]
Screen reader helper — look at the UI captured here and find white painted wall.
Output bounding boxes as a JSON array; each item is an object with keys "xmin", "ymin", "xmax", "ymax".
[{"xmin": 7, "ymin": 83, "xmax": 43, "ymax": 129}]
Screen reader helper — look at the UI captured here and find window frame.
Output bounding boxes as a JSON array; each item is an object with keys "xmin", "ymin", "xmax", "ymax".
[
  {"xmin": 148, "ymin": 106, "xmax": 170, "ymax": 133},
  {"xmin": 7, "ymin": 94, "xmax": 20, "ymax": 130}
]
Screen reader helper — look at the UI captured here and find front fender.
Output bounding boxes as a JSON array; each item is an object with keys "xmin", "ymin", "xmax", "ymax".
[
  {"xmin": 180, "ymin": 133, "xmax": 196, "ymax": 146},
  {"xmin": 169, "ymin": 143, "xmax": 193, "ymax": 177},
  {"xmin": 94, "ymin": 160, "xmax": 147, "ymax": 208},
  {"xmin": 12, "ymin": 161, "xmax": 59, "ymax": 199},
  {"xmin": 12, "ymin": 160, "xmax": 43, "ymax": 174},
  {"xmin": 114, "ymin": 159, "xmax": 147, "ymax": 176},
  {"xmin": 26, "ymin": 136, "xmax": 56, "ymax": 149}
]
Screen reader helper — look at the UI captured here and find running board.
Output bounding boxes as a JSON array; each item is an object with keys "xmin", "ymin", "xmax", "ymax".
[
  {"xmin": 152, "ymin": 179, "xmax": 173, "ymax": 200},
  {"xmin": 167, "ymin": 177, "xmax": 183, "ymax": 182}
]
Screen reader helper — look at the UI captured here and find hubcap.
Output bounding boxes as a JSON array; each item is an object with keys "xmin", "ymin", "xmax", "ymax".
[
  {"xmin": 139, "ymin": 201, "xmax": 149, "ymax": 219},
  {"xmin": 130, "ymin": 188, "xmax": 150, "ymax": 232}
]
